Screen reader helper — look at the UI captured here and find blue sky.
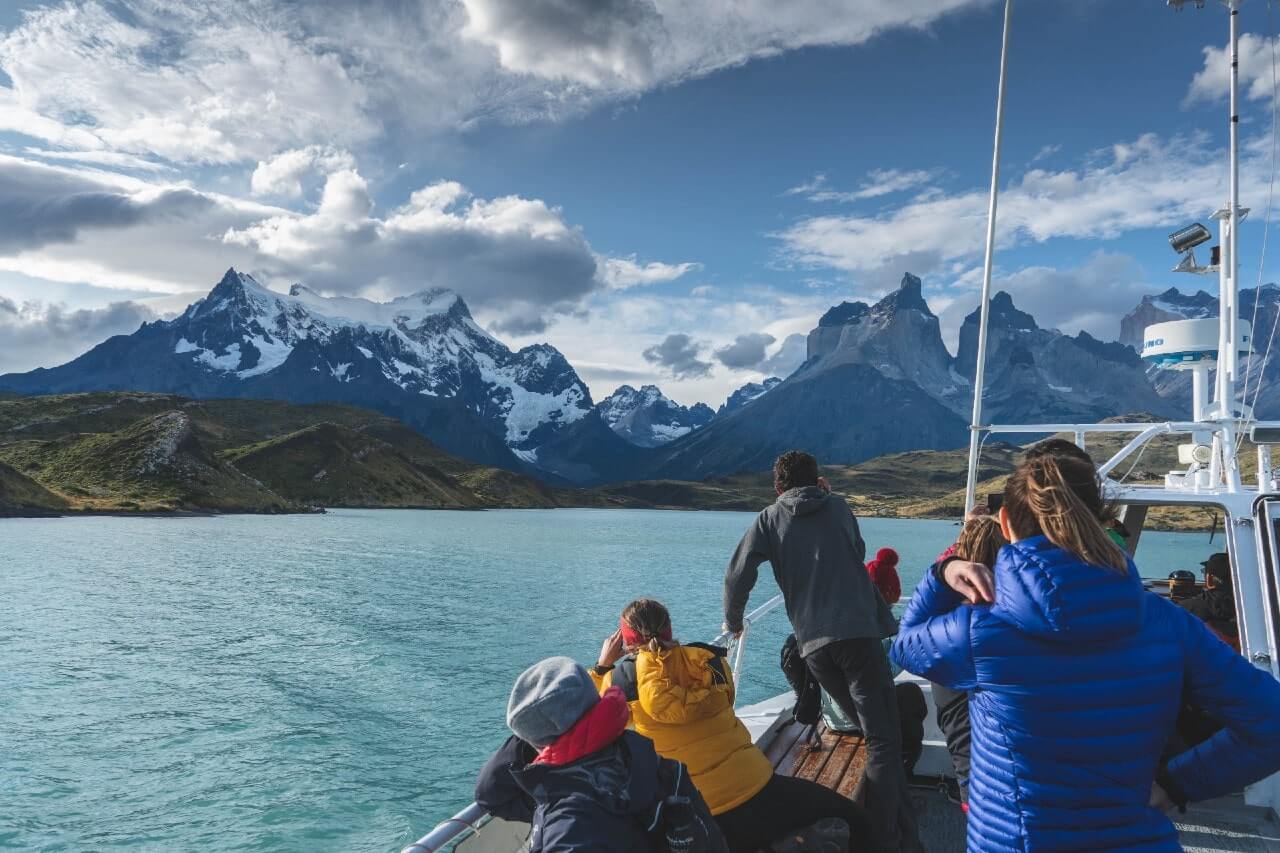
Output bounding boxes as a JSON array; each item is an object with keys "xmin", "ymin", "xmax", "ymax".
[{"xmin": 0, "ymin": 0, "xmax": 1275, "ymax": 406}]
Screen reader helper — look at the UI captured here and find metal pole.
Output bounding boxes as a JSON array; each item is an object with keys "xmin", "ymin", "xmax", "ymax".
[
  {"xmin": 1227, "ymin": 0, "xmax": 1242, "ymax": 417},
  {"xmin": 965, "ymin": 0, "xmax": 1013, "ymax": 515}
]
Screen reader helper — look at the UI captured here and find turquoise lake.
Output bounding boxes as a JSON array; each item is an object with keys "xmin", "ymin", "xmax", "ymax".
[{"xmin": 0, "ymin": 509, "xmax": 1226, "ymax": 851}]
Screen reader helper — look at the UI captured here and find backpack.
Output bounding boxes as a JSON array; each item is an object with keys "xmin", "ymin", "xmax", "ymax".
[{"xmin": 780, "ymin": 634, "xmax": 822, "ymax": 726}]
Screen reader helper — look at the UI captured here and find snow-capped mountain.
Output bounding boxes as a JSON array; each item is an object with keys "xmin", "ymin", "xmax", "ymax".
[
  {"xmin": 1118, "ymin": 283, "xmax": 1280, "ymax": 417},
  {"xmin": 1118, "ymin": 287, "xmax": 1217, "ymax": 350},
  {"xmin": 718, "ymin": 377, "xmax": 781, "ymax": 416},
  {"xmin": 0, "ymin": 268, "xmax": 594, "ymax": 475},
  {"xmin": 596, "ymin": 384, "xmax": 714, "ymax": 447}
]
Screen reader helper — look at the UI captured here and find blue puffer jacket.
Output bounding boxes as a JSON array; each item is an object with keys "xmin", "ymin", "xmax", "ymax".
[{"xmin": 891, "ymin": 535, "xmax": 1280, "ymax": 852}]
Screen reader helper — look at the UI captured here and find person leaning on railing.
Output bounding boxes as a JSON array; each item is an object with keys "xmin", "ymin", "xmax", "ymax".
[{"xmin": 892, "ymin": 443, "xmax": 1280, "ymax": 853}]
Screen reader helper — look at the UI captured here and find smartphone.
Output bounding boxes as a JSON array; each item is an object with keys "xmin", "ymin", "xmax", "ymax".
[{"xmin": 986, "ymin": 493, "xmax": 1004, "ymax": 513}]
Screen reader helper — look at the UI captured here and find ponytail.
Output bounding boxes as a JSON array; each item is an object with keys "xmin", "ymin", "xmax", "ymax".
[{"xmin": 1004, "ymin": 453, "xmax": 1128, "ymax": 573}]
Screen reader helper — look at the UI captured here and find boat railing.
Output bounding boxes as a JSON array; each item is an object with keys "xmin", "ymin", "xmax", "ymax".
[
  {"xmin": 982, "ymin": 420, "xmax": 1280, "ymax": 485},
  {"xmin": 400, "ymin": 593, "xmax": 788, "ymax": 853}
]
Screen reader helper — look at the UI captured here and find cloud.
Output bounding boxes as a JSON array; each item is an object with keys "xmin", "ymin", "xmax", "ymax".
[
  {"xmin": 759, "ymin": 332, "xmax": 808, "ymax": 377},
  {"xmin": 224, "ymin": 171, "xmax": 603, "ymax": 333},
  {"xmin": 0, "ymin": 1, "xmax": 376, "ymax": 164},
  {"xmin": 250, "ymin": 146, "xmax": 356, "ymax": 198},
  {"xmin": 461, "ymin": 0, "xmax": 663, "ymax": 87},
  {"xmin": 643, "ymin": 333, "xmax": 713, "ymax": 379},
  {"xmin": 713, "ymin": 332, "xmax": 776, "ymax": 369},
  {"xmin": 0, "ymin": 296, "xmax": 156, "ymax": 373},
  {"xmin": 0, "ymin": 0, "xmax": 991, "ymax": 169},
  {"xmin": 786, "ymin": 169, "xmax": 940, "ymax": 203},
  {"xmin": 599, "ymin": 255, "xmax": 700, "ymax": 289},
  {"xmin": 1186, "ymin": 33, "xmax": 1279, "ymax": 106},
  {"xmin": 932, "ymin": 251, "xmax": 1153, "ymax": 349},
  {"xmin": 778, "ymin": 132, "xmax": 1235, "ymax": 288},
  {"xmin": 0, "ymin": 155, "xmax": 217, "ymax": 253}
]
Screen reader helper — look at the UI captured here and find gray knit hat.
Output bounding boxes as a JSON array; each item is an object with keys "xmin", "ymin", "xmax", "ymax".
[{"xmin": 506, "ymin": 656, "xmax": 600, "ymax": 748}]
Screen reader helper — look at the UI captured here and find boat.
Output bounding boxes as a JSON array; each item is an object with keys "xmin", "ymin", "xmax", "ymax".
[{"xmin": 403, "ymin": 1, "xmax": 1280, "ymax": 849}]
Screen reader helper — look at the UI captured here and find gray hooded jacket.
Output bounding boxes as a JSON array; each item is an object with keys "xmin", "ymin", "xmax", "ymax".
[{"xmin": 724, "ymin": 486, "xmax": 893, "ymax": 657}]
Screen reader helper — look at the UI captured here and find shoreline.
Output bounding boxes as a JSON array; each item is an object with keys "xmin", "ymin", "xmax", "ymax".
[{"xmin": 0, "ymin": 502, "xmax": 1212, "ymax": 532}]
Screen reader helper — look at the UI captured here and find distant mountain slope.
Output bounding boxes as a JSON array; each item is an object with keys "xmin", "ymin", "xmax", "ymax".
[
  {"xmin": 718, "ymin": 378, "xmax": 781, "ymax": 416},
  {"xmin": 0, "ymin": 460, "xmax": 67, "ymax": 516},
  {"xmin": 223, "ymin": 422, "xmax": 483, "ymax": 508},
  {"xmin": 596, "ymin": 384, "xmax": 714, "ymax": 447},
  {"xmin": 0, "ymin": 393, "xmax": 563, "ymax": 513},
  {"xmin": 0, "ymin": 409, "xmax": 299, "ymax": 513},
  {"xmin": 0, "ymin": 268, "xmax": 597, "ymax": 478},
  {"xmin": 649, "ymin": 362, "xmax": 969, "ymax": 480}
]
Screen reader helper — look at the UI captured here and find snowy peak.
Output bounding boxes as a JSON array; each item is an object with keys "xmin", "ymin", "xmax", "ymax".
[
  {"xmin": 596, "ymin": 384, "xmax": 713, "ymax": 448},
  {"xmin": 718, "ymin": 377, "xmax": 782, "ymax": 416}
]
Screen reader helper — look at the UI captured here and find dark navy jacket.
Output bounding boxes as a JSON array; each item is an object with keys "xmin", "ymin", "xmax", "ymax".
[
  {"xmin": 891, "ymin": 535, "xmax": 1280, "ymax": 852},
  {"xmin": 475, "ymin": 731, "xmax": 726, "ymax": 853}
]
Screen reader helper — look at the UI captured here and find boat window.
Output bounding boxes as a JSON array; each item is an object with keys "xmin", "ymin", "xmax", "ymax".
[{"xmin": 1126, "ymin": 512, "xmax": 1226, "ymax": 584}]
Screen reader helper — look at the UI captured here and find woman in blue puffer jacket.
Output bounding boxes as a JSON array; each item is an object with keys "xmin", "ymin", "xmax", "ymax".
[{"xmin": 892, "ymin": 446, "xmax": 1280, "ymax": 852}]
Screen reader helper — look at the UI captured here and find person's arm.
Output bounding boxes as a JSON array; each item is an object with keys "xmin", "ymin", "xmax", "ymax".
[
  {"xmin": 1162, "ymin": 604, "xmax": 1280, "ymax": 804},
  {"xmin": 890, "ymin": 569, "xmax": 977, "ymax": 690},
  {"xmin": 723, "ymin": 514, "xmax": 770, "ymax": 633},
  {"xmin": 589, "ymin": 630, "xmax": 624, "ymax": 692},
  {"xmin": 474, "ymin": 736, "xmax": 537, "ymax": 824}
]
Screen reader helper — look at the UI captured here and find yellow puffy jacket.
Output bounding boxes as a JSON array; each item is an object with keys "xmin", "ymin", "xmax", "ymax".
[{"xmin": 590, "ymin": 642, "xmax": 772, "ymax": 814}]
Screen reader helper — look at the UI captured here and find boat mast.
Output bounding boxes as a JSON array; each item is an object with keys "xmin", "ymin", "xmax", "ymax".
[
  {"xmin": 964, "ymin": 0, "xmax": 1013, "ymax": 515},
  {"xmin": 1217, "ymin": 0, "xmax": 1244, "ymax": 417}
]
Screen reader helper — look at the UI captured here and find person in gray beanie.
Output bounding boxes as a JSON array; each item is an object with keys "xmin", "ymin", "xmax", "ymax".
[{"xmin": 475, "ymin": 656, "xmax": 727, "ymax": 853}]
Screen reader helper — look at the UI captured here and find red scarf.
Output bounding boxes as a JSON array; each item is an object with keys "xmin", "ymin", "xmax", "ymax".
[{"xmin": 534, "ymin": 686, "xmax": 631, "ymax": 766}]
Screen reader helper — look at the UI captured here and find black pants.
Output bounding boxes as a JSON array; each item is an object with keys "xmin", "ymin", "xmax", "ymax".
[
  {"xmin": 931, "ymin": 683, "xmax": 972, "ymax": 803},
  {"xmin": 805, "ymin": 638, "xmax": 921, "ymax": 853},
  {"xmin": 714, "ymin": 772, "xmax": 873, "ymax": 853}
]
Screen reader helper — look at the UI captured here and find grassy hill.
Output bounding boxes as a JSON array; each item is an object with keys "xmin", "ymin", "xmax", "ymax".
[
  {"xmin": 0, "ymin": 394, "xmax": 1250, "ymax": 531},
  {"xmin": 0, "ymin": 393, "xmax": 560, "ymax": 515}
]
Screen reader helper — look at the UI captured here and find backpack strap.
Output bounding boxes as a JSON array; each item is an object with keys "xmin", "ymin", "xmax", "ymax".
[{"xmin": 611, "ymin": 657, "xmax": 640, "ymax": 702}]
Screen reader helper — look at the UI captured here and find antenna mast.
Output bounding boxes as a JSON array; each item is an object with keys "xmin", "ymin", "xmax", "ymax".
[{"xmin": 964, "ymin": 0, "xmax": 1013, "ymax": 515}]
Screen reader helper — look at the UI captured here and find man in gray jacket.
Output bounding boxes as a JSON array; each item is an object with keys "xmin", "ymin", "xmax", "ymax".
[{"xmin": 724, "ymin": 451, "xmax": 919, "ymax": 853}]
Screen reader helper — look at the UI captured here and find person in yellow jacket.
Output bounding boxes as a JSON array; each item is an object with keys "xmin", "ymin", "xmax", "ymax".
[{"xmin": 592, "ymin": 598, "xmax": 872, "ymax": 853}]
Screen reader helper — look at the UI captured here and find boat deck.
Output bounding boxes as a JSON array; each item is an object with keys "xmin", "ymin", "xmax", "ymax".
[{"xmin": 759, "ymin": 715, "xmax": 1280, "ymax": 852}]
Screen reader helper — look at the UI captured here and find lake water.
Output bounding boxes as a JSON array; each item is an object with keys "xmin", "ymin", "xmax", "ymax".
[{"xmin": 1, "ymin": 509, "xmax": 1225, "ymax": 852}]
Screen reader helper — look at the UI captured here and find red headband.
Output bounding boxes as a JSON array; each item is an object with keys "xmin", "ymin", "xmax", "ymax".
[{"xmin": 620, "ymin": 616, "xmax": 672, "ymax": 647}]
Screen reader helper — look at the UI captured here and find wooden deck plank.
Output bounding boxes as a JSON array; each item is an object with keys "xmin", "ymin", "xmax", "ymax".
[
  {"xmin": 837, "ymin": 740, "xmax": 870, "ymax": 803},
  {"xmin": 779, "ymin": 724, "xmax": 822, "ymax": 777},
  {"xmin": 815, "ymin": 734, "xmax": 860, "ymax": 791},
  {"xmin": 792, "ymin": 726, "xmax": 839, "ymax": 781},
  {"xmin": 763, "ymin": 720, "xmax": 806, "ymax": 770}
]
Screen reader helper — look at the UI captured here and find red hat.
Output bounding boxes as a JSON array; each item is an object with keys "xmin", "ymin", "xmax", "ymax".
[{"xmin": 866, "ymin": 547, "xmax": 902, "ymax": 605}]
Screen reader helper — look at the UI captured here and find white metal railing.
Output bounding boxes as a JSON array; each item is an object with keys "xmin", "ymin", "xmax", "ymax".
[{"xmin": 400, "ymin": 593, "xmax": 788, "ymax": 853}]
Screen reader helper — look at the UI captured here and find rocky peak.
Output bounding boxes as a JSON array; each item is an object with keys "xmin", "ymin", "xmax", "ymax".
[
  {"xmin": 595, "ymin": 383, "xmax": 712, "ymax": 448},
  {"xmin": 818, "ymin": 301, "xmax": 870, "ymax": 328},
  {"xmin": 718, "ymin": 377, "xmax": 782, "ymax": 416},
  {"xmin": 871, "ymin": 272, "xmax": 932, "ymax": 319}
]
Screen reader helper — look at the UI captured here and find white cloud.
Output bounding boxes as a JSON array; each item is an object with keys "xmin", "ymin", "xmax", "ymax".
[
  {"xmin": 250, "ymin": 146, "xmax": 356, "ymax": 198},
  {"xmin": 931, "ymin": 252, "xmax": 1153, "ymax": 351},
  {"xmin": 778, "ymin": 132, "xmax": 1233, "ymax": 286},
  {"xmin": 599, "ymin": 255, "xmax": 700, "ymax": 289},
  {"xmin": 0, "ymin": 1, "xmax": 375, "ymax": 164},
  {"xmin": 786, "ymin": 169, "xmax": 940, "ymax": 203},
  {"xmin": 1186, "ymin": 32, "xmax": 1279, "ymax": 106},
  {"xmin": 0, "ymin": 0, "xmax": 992, "ymax": 171},
  {"xmin": 224, "ymin": 172, "xmax": 607, "ymax": 332}
]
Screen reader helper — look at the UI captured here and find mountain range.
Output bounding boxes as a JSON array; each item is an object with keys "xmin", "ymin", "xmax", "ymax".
[{"xmin": 4, "ymin": 267, "xmax": 1275, "ymax": 484}]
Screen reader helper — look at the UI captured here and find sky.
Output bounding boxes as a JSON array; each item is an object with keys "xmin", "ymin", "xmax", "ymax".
[{"xmin": 2, "ymin": 0, "xmax": 1279, "ymax": 408}]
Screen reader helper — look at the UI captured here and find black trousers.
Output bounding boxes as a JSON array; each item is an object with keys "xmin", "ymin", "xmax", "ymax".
[
  {"xmin": 931, "ymin": 683, "xmax": 972, "ymax": 803},
  {"xmin": 714, "ymin": 772, "xmax": 873, "ymax": 853},
  {"xmin": 805, "ymin": 638, "xmax": 921, "ymax": 853}
]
